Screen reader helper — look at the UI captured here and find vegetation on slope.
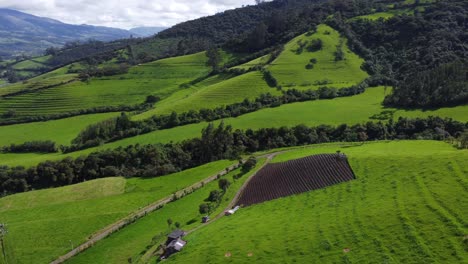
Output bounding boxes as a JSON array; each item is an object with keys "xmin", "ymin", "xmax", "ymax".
[
  {"xmin": 0, "ymin": 112, "xmax": 119, "ymax": 147},
  {"xmin": 0, "ymin": 52, "xmax": 210, "ymax": 121},
  {"xmin": 0, "ymin": 160, "xmax": 233, "ymax": 263},
  {"xmin": 167, "ymin": 141, "xmax": 468, "ymax": 264},
  {"xmin": 1, "ymin": 116, "xmax": 466, "ymax": 195},
  {"xmin": 269, "ymin": 24, "xmax": 368, "ymax": 90},
  {"xmin": 65, "ymin": 159, "xmax": 265, "ymax": 264},
  {"xmin": 334, "ymin": 0, "xmax": 468, "ymax": 107}
]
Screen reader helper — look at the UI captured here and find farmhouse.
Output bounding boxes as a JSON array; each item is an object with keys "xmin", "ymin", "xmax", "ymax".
[
  {"xmin": 166, "ymin": 229, "xmax": 186, "ymax": 245},
  {"xmin": 162, "ymin": 229, "xmax": 187, "ymax": 259}
]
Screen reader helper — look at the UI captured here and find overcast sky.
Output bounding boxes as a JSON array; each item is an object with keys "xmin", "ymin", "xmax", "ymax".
[{"xmin": 0, "ymin": 0, "xmax": 260, "ymax": 29}]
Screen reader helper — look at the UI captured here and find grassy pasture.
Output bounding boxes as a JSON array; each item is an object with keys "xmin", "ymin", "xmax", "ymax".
[
  {"xmin": 135, "ymin": 71, "xmax": 279, "ymax": 118},
  {"xmin": 268, "ymin": 24, "xmax": 368, "ymax": 90},
  {"xmin": 0, "ymin": 52, "xmax": 210, "ymax": 119},
  {"xmin": 66, "ymin": 159, "xmax": 266, "ymax": 264},
  {"xmin": 1, "ymin": 86, "xmax": 468, "ymax": 167},
  {"xmin": 0, "ymin": 160, "xmax": 233, "ymax": 264},
  {"xmin": 167, "ymin": 140, "xmax": 468, "ymax": 264},
  {"xmin": 0, "ymin": 112, "xmax": 120, "ymax": 147}
]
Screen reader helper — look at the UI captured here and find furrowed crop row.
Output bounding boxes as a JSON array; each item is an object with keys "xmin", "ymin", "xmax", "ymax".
[{"xmin": 237, "ymin": 154, "xmax": 355, "ymax": 206}]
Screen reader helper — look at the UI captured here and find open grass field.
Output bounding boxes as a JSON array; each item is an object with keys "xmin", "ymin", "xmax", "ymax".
[
  {"xmin": 0, "ymin": 160, "xmax": 233, "ymax": 264},
  {"xmin": 166, "ymin": 140, "xmax": 468, "ymax": 264},
  {"xmin": 135, "ymin": 71, "xmax": 280, "ymax": 118},
  {"xmin": 268, "ymin": 24, "xmax": 368, "ymax": 90},
  {"xmin": 1, "ymin": 86, "xmax": 467, "ymax": 167},
  {"xmin": 0, "ymin": 52, "xmax": 210, "ymax": 119},
  {"xmin": 66, "ymin": 159, "xmax": 266, "ymax": 264},
  {"xmin": 0, "ymin": 112, "xmax": 120, "ymax": 146}
]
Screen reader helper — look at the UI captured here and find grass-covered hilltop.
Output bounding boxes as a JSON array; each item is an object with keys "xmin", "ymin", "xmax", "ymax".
[{"xmin": 0, "ymin": 0, "xmax": 467, "ymax": 263}]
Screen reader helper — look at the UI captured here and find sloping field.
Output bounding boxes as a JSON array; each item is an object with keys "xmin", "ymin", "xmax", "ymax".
[
  {"xmin": 136, "ymin": 71, "xmax": 279, "ymax": 117},
  {"xmin": 0, "ymin": 52, "xmax": 210, "ymax": 118},
  {"xmin": 2, "ymin": 87, "xmax": 468, "ymax": 167},
  {"xmin": 66, "ymin": 159, "xmax": 265, "ymax": 264},
  {"xmin": 167, "ymin": 141, "xmax": 468, "ymax": 264},
  {"xmin": 0, "ymin": 66, "xmax": 76, "ymax": 97},
  {"xmin": 0, "ymin": 160, "xmax": 233, "ymax": 264},
  {"xmin": 237, "ymin": 154, "xmax": 355, "ymax": 206},
  {"xmin": 268, "ymin": 24, "xmax": 368, "ymax": 90},
  {"xmin": 0, "ymin": 112, "xmax": 120, "ymax": 146}
]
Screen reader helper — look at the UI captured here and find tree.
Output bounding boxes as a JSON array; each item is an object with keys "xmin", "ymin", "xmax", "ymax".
[
  {"xmin": 218, "ymin": 179, "xmax": 231, "ymax": 192},
  {"xmin": 175, "ymin": 222, "xmax": 181, "ymax": 229},
  {"xmin": 145, "ymin": 95, "xmax": 161, "ymax": 104},
  {"xmin": 459, "ymin": 131, "xmax": 468, "ymax": 149},
  {"xmin": 167, "ymin": 218, "xmax": 173, "ymax": 228},
  {"xmin": 199, "ymin": 203, "xmax": 210, "ymax": 214},
  {"xmin": 241, "ymin": 156, "xmax": 257, "ymax": 174},
  {"xmin": 207, "ymin": 190, "xmax": 222, "ymax": 202},
  {"xmin": 206, "ymin": 47, "xmax": 221, "ymax": 72}
]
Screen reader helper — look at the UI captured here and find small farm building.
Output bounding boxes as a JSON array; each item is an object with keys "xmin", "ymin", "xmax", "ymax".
[
  {"xmin": 225, "ymin": 206, "xmax": 240, "ymax": 216},
  {"xmin": 166, "ymin": 229, "xmax": 186, "ymax": 245}
]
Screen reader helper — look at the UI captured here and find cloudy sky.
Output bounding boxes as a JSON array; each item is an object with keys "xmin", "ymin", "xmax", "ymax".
[{"xmin": 0, "ymin": 0, "xmax": 260, "ymax": 29}]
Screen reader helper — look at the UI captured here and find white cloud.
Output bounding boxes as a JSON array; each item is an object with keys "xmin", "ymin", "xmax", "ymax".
[{"xmin": 0, "ymin": 0, "xmax": 260, "ymax": 29}]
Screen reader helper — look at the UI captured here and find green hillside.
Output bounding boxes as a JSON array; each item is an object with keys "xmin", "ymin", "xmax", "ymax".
[
  {"xmin": 2, "ymin": 86, "xmax": 468, "ymax": 168},
  {"xmin": 0, "ymin": 112, "xmax": 119, "ymax": 146},
  {"xmin": 166, "ymin": 141, "xmax": 468, "ymax": 264},
  {"xmin": 269, "ymin": 24, "xmax": 368, "ymax": 90},
  {"xmin": 135, "ymin": 71, "xmax": 280, "ymax": 118},
  {"xmin": 0, "ymin": 52, "xmax": 210, "ymax": 119},
  {"xmin": 66, "ymin": 159, "xmax": 266, "ymax": 264},
  {"xmin": 0, "ymin": 160, "xmax": 233, "ymax": 263}
]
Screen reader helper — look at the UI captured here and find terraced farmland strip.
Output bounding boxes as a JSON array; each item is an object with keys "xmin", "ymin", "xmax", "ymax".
[{"xmin": 237, "ymin": 154, "xmax": 355, "ymax": 206}]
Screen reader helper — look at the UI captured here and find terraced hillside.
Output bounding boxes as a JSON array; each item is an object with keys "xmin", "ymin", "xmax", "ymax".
[
  {"xmin": 135, "ymin": 24, "xmax": 368, "ymax": 118},
  {"xmin": 135, "ymin": 71, "xmax": 280, "ymax": 118},
  {"xmin": 166, "ymin": 141, "xmax": 468, "ymax": 264},
  {"xmin": 237, "ymin": 153, "xmax": 355, "ymax": 206},
  {"xmin": 0, "ymin": 160, "xmax": 233, "ymax": 264},
  {"xmin": 0, "ymin": 52, "xmax": 211, "ymax": 119}
]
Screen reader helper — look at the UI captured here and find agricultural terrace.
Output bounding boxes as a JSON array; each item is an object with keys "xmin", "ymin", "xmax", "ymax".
[
  {"xmin": 59, "ymin": 159, "xmax": 266, "ymax": 264},
  {"xmin": 0, "ymin": 52, "xmax": 211, "ymax": 119},
  {"xmin": 231, "ymin": 54, "xmax": 271, "ymax": 70},
  {"xmin": 135, "ymin": 71, "xmax": 280, "ymax": 118},
  {"xmin": 0, "ymin": 160, "xmax": 233, "ymax": 264},
  {"xmin": 268, "ymin": 24, "xmax": 368, "ymax": 90},
  {"xmin": 237, "ymin": 153, "xmax": 355, "ymax": 206},
  {"xmin": 2, "ymin": 86, "xmax": 468, "ymax": 167},
  {"xmin": 0, "ymin": 66, "xmax": 75, "ymax": 97},
  {"xmin": 167, "ymin": 140, "xmax": 468, "ymax": 264},
  {"xmin": 0, "ymin": 112, "xmax": 120, "ymax": 146}
]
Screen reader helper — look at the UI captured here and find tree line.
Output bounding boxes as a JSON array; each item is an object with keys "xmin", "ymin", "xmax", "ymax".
[
  {"xmin": 1, "ymin": 116, "xmax": 467, "ymax": 196},
  {"xmin": 1, "ymin": 141, "xmax": 57, "ymax": 153},
  {"xmin": 67, "ymin": 82, "xmax": 368, "ymax": 152}
]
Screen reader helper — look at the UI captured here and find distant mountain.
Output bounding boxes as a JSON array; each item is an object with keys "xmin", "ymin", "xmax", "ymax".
[
  {"xmin": 0, "ymin": 8, "xmax": 133, "ymax": 58},
  {"xmin": 129, "ymin": 26, "xmax": 166, "ymax": 37}
]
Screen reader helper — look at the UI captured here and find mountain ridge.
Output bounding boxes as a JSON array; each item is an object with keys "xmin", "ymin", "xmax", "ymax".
[{"xmin": 0, "ymin": 8, "xmax": 133, "ymax": 58}]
